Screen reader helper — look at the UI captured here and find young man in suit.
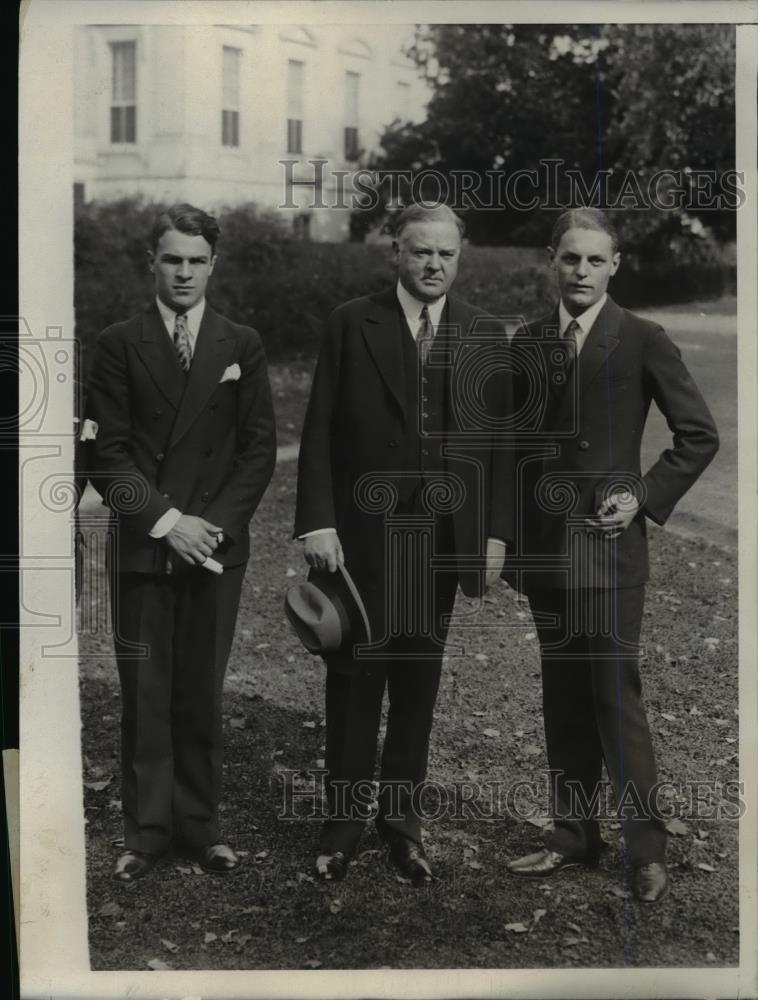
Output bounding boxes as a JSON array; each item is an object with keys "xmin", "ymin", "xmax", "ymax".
[
  {"xmin": 506, "ymin": 208, "xmax": 718, "ymax": 902},
  {"xmin": 295, "ymin": 203, "xmax": 514, "ymax": 884},
  {"xmin": 88, "ymin": 204, "xmax": 276, "ymax": 882}
]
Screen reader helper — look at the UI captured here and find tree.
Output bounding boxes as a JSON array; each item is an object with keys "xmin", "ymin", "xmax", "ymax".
[{"xmin": 361, "ymin": 24, "xmax": 736, "ymax": 252}]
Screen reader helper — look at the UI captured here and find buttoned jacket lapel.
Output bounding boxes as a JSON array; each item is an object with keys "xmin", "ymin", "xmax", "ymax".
[
  {"xmin": 168, "ymin": 304, "xmax": 235, "ymax": 450},
  {"xmin": 134, "ymin": 304, "xmax": 186, "ymax": 411},
  {"xmin": 361, "ymin": 289, "xmax": 407, "ymax": 425}
]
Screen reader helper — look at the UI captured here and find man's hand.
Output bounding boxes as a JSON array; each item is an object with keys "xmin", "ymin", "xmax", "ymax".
[
  {"xmin": 165, "ymin": 515, "xmax": 224, "ymax": 565},
  {"xmin": 304, "ymin": 531, "xmax": 344, "ymax": 573},
  {"xmin": 588, "ymin": 491, "xmax": 640, "ymax": 540},
  {"xmin": 485, "ymin": 537, "xmax": 506, "ymax": 589}
]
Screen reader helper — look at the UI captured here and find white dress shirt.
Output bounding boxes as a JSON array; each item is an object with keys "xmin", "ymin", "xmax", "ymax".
[
  {"xmin": 558, "ymin": 293, "xmax": 607, "ymax": 356},
  {"xmin": 149, "ymin": 297, "xmax": 207, "ymax": 539}
]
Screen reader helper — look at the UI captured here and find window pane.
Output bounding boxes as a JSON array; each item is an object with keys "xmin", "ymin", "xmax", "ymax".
[
  {"xmin": 345, "ymin": 71, "xmax": 359, "ymax": 126},
  {"xmin": 222, "ymin": 46, "xmax": 240, "ymax": 109},
  {"xmin": 344, "ymin": 126, "xmax": 359, "ymax": 161},
  {"xmin": 287, "ymin": 118, "xmax": 302, "ymax": 154},
  {"xmin": 222, "ymin": 109, "xmax": 239, "ymax": 147},
  {"xmin": 287, "ymin": 60, "xmax": 304, "ymax": 118},
  {"xmin": 125, "ymin": 105, "xmax": 136, "ymax": 143},
  {"xmin": 111, "ymin": 42, "xmax": 136, "ymax": 102}
]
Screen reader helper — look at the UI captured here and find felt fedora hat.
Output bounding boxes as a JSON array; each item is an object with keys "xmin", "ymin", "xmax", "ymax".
[{"xmin": 284, "ymin": 563, "xmax": 372, "ymax": 655}]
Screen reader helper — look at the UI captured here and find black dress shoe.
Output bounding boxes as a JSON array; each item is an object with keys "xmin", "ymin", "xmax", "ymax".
[
  {"xmin": 315, "ymin": 851, "xmax": 349, "ymax": 882},
  {"xmin": 113, "ymin": 849, "xmax": 159, "ymax": 883},
  {"xmin": 192, "ymin": 843, "xmax": 241, "ymax": 874},
  {"xmin": 385, "ymin": 835, "xmax": 433, "ymax": 886},
  {"xmin": 507, "ymin": 848, "xmax": 599, "ymax": 877},
  {"xmin": 631, "ymin": 861, "xmax": 669, "ymax": 903}
]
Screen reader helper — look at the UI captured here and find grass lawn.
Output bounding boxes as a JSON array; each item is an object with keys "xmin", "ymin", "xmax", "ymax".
[{"xmin": 80, "ymin": 462, "xmax": 739, "ymax": 971}]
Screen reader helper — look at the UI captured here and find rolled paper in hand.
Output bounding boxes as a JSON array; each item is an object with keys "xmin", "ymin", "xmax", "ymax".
[{"xmin": 202, "ymin": 556, "xmax": 224, "ymax": 575}]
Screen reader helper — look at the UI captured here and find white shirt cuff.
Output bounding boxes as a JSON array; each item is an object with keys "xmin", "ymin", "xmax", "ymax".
[
  {"xmin": 299, "ymin": 528, "xmax": 337, "ymax": 539},
  {"xmin": 487, "ymin": 537, "xmax": 507, "ymax": 549},
  {"xmin": 150, "ymin": 507, "xmax": 182, "ymax": 538}
]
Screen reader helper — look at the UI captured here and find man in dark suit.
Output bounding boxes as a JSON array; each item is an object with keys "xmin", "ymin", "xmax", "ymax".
[
  {"xmin": 295, "ymin": 203, "xmax": 514, "ymax": 884},
  {"xmin": 506, "ymin": 208, "xmax": 718, "ymax": 902},
  {"xmin": 88, "ymin": 204, "xmax": 276, "ymax": 882}
]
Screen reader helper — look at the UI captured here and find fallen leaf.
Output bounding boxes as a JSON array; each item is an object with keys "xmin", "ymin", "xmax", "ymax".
[
  {"xmin": 697, "ymin": 863, "xmax": 716, "ymax": 873},
  {"xmin": 295, "ymin": 935, "xmax": 311, "ymax": 944},
  {"xmin": 161, "ymin": 938, "xmax": 180, "ymax": 954},
  {"xmin": 482, "ymin": 728, "xmax": 501, "ymax": 738},
  {"xmin": 328, "ymin": 899, "xmax": 343, "ymax": 914},
  {"xmin": 221, "ymin": 929, "xmax": 238, "ymax": 944},
  {"xmin": 305, "ymin": 958, "xmax": 322, "ymax": 969},
  {"xmin": 689, "ymin": 706, "xmax": 703, "ymax": 716},
  {"xmin": 98, "ymin": 901, "xmax": 123, "ymax": 918},
  {"xmin": 505, "ymin": 921, "xmax": 529, "ymax": 933},
  {"xmin": 302, "ymin": 721, "xmax": 317, "ymax": 729},
  {"xmin": 567, "ymin": 922, "xmax": 583, "ymax": 935},
  {"xmin": 524, "ymin": 632, "xmax": 536, "ymax": 640},
  {"xmin": 562, "ymin": 935, "xmax": 588, "ymax": 947},
  {"xmin": 84, "ymin": 777, "xmax": 112, "ymax": 792},
  {"xmin": 474, "ymin": 653, "xmax": 488, "ymax": 662},
  {"xmin": 175, "ymin": 865, "xmax": 193, "ymax": 875},
  {"xmin": 229, "ymin": 717, "xmax": 247, "ymax": 729},
  {"xmin": 532, "ymin": 908, "xmax": 547, "ymax": 926},
  {"xmin": 146, "ymin": 958, "xmax": 172, "ymax": 971},
  {"xmin": 608, "ymin": 885, "xmax": 629, "ymax": 899},
  {"xmin": 472, "ymin": 711, "xmax": 486, "ymax": 717},
  {"xmin": 660, "ymin": 712, "xmax": 677, "ymax": 722},
  {"xmin": 285, "ymin": 567, "xmax": 297, "ymax": 577},
  {"xmin": 467, "ymin": 860, "xmax": 483, "ymax": 870},
  {"xmin": 255, "ymin": 850, "xmax": 269, "ymax": 860},
  {"xmin": 665, "ymin": 818, "xmax": 689, "ymax": 837},
  {"xmin": 204, "ymin": 931, "xmax": 218, "ymax": 944}
]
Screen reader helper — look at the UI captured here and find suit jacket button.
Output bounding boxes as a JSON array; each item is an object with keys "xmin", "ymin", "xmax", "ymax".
[
  {"xmin": 388, "ymin": 440, "xmax": 398, "ymax": 448},
  {"xmin": 201, "ymin": 491, "xmax": 210, "ymax": 501},
  {"xmin": 162, "ymin": 492, "xmax": 170, "ymax": 498},
  {"xmin": 153, "ymin": 410, "xmax": 162, "ymax": 419},
  {"xmin": 156, "ymin": 452, "xmax": 165, "ymax": 462},
  {"xmin": 579, "ymin": 440, "xmax": 590, "ymax": 450}
]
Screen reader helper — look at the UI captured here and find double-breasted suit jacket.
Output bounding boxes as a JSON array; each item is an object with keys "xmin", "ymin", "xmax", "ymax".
[
  {"xmin": 88, "ymin": 301, "xmax": 276, "ymax": 855},
  {"xmin": 509, "ymin": 295, "xmax": 719, "ymax": 593}
]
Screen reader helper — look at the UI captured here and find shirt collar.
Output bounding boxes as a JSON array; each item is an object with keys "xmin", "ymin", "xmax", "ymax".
[
  {"xmin": 155, "ymin": 296, "xmax": 206, "ymax": 341},
  {"xmin": 558, "ymin": 293, "xmax": 607, "ymax": 337},
  {"xmin": 396, "ymin": 280, "xmax": 446, "ymax": 335}
]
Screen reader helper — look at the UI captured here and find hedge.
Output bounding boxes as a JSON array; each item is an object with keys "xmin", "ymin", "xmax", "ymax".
[{"xmin": 74, "ymin": 199, "xmax": 736, "ymax": 370}]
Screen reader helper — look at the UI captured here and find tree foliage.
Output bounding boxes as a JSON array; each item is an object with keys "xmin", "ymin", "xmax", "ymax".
[{"xmin": 363, "ymin": 24, "xmax": 736, "ymax": 251}]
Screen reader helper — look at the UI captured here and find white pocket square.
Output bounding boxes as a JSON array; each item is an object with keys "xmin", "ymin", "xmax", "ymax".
[{"xmin": 220, "ymin": 363, "xmax": 241, "ymax": 384}]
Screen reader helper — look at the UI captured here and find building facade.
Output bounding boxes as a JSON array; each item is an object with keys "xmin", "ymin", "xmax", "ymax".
[{"xmin": 73, "ymin": 23, "xmax": 428, "ymax": 240}]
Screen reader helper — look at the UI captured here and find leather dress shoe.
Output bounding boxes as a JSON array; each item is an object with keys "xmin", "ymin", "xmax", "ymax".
[
  {"xmin": 192, "ymin": 842, "xmax": 241, "ymax": 874},
  {"xmin": 507, "ymin": 848, "xmax": 598, "ymax": 877},
  {"xmin": 113, "ymin": 849, "xmax": 159, "ymax": 883},
  {"xmin": 631, "ymin": 861, "xmax": 669, "ymax": 903},
  {"xmin": 315, "ymin": 851, "xmax": 349, "ymax": 882},
  {"xmin": 385, "ymin": 835, "xmax": 433, "ymax": 886}
]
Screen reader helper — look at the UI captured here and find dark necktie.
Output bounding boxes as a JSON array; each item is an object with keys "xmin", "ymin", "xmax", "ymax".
[
  {"xmin": 173, "ymin": 313, "xmax": 192, "ymax": 373},
  {"xmin": 562, "ymin": 318, "xmax": 580, "ymax": 370},
  {"xmin": 417, "ymin": 305, "xmax": 435, "ymax": 364}
]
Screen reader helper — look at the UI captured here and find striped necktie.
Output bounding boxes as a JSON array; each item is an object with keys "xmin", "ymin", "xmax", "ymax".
[
  {"xmin": 173, "ymin": 312, "xmax": 192, "ymax": 373},
  {"xmin": 417, "ymin": 305, "xmax": 435, "ymax": 365}
]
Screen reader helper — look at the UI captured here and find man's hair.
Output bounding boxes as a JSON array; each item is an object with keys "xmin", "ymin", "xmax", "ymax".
[
  {"xmin": 550, "ymin": 207, "xmax": 619, "ymax": 253},
  {"xmin": 392, "ymin": 202, "xmax": 466, "ymax": 241},
  {"xmin": 151, "ymin": 203, "xmax": 221, "ymax": 253}
]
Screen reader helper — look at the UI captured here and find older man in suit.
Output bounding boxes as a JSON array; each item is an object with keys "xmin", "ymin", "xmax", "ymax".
[
  {"xmin": 88, "ymin": 204, "xmax": 276, "ymax": 882},
  {"xmin": 506, "ymin": 208, "xmax": 718, "ymax": 902},
  {"xmin": 295, "ymin": 203, "xmax": 513, "ymax": 884}
]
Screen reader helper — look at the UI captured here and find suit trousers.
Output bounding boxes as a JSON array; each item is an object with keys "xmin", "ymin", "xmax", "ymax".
[
  {"xmin": 320, "ymin": 507, "xmax": 458, "ymax": 855},
  {"xmin": 527, "ymin": 585, "xmax": 667, "ymax": 866},
  {"xmin": 111, "ymin": 562, "xmax": 245, "ymax": 855}
]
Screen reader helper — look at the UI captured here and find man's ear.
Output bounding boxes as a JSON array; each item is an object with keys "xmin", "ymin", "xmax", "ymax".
[
  {"xmin": 147, "ymin": 249, "xmax": 155, "ymax": 274},
  {"xmin": 610, "ymin": 252, "xmax": 621, "ymax": 277},
  {"xmin": 547, "ymin": 245, "xmax": 556, "ymax": 266},
  {"xmin": 209, "ymin": 254, "xmax": 218, "ymax": 275}
]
